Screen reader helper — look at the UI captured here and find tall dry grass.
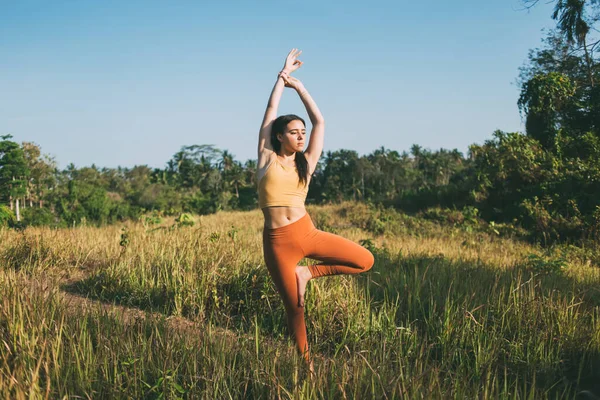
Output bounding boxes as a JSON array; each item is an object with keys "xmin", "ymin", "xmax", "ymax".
[{"xmin": 1, "ymin": 202, "xmax": 599, "ymax": 398}]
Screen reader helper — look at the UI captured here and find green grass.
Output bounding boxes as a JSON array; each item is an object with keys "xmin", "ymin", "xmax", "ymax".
[{"xmin": 1, "ymin": 202, "xmax": 599, "ymax": 398}]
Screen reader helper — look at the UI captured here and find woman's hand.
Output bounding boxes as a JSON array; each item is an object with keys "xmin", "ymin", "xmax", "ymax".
[
  {"xmin": 280, "ymin": 71, "xmax": 305, "ymax": 91},
  {"xmin": 281, "ymin": 48, "xmax": 303, "ymax": 74}
]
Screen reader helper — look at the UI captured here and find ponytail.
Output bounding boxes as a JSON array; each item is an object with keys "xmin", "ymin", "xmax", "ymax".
[{"xmin": 294, "ymin": 151, "xmax": 309, "ymax": 187}]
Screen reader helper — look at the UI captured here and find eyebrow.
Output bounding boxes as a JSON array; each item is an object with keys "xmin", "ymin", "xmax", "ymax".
[{"xmin": 289, "ymin": 129, "xmax": 306, "ymax": 132}]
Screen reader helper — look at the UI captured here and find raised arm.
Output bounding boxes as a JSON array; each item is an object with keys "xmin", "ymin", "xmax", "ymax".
[
  {"xmin": 257, "ymin": 49, "xmax": 303, "ymax": 169},
  {"xmin": 280, "ymin": 72, "xmax": 325, "ymax": 175}
]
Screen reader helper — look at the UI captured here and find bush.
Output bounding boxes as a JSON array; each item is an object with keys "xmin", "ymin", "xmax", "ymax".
[
  {"xmin": 0, "ymin": 205, "xmax": 15, "ymax": 227},
  {"xmin": 21, "ymin": 207, "xmax": 55, "ymax": 227},
  {"xmin": 174, "ymin": 213, "xmax": 194, "ymax": 227},
  {"xmin": 421, "ymin": 208, "xmax": 465, "ymax": 226},
  {"xmin": 522, "ymin": 253, "xmax": 568, "ymax": 275}
]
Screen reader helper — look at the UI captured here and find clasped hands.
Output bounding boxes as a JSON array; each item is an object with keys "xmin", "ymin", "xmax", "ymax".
[{"xmin": 278, "ymin": 48, "xmax": 304, "ymax": 91}]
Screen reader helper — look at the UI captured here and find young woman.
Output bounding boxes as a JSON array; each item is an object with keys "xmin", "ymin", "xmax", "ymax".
[{"xmin": 256, "ymin": 49, "xmax": 375, "ymax": 364}]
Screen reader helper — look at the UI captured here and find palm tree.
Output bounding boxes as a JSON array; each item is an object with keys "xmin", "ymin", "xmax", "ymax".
[
  {"xmin": 0, "ymin": 136, "xmax": 30, "ymax": 221},
  {"xmin": 219, "ymin": 150, "xmax": 235, "ymax": 172},
  {"xmin": 552, "ymin": 0, "xmax": 595, "ymax": 86},
  {"xmin": 227, "ymin": 163, "xmax": 245, "ymax": 198},
  {"xmin": 244, "ymin": 159, "xmax": 257, "ymax": 186}
]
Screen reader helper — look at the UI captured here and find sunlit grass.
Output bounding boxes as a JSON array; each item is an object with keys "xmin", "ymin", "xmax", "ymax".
[{"xmin": 1, "ymin": 202, "xmax": 599, "ymax": 398}]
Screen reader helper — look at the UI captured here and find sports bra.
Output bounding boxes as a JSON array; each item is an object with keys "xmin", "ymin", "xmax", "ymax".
[{"xmin": 257, "ymin": 156, "xmax": 309, "ymax": 209}]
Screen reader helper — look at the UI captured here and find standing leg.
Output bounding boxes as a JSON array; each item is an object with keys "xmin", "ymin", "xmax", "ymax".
[{"xmin": 263, "ymin": 233, "xmax": 310, "ymax": 361}]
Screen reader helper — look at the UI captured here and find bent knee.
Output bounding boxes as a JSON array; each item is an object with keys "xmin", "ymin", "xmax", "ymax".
[{"xmin": 359, "ymin": 248, "xmax": 375, "ymax": 272}]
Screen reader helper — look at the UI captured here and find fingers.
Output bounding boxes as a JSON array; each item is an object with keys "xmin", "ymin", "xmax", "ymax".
[
  {"xmin": 279, "ymin": 68, "xmax": 302, "ymax": 89},
  {"xmin": 281, "ymin": 74, "xmax": 295, "ymax": 85},
  {"xmin": 280, "ymin": 71, "xmax": 296, "ymax": 80},
  {"xmin": 286, "ymin": 60, "xmax": 303, "ymax": 73},
  {"xmin": 279, "ymin": 71, "xmax": 292, "ymax": 87},
  {"xmin": 287, "ymin": 48, "xmax": 302, "ymax": 60}
]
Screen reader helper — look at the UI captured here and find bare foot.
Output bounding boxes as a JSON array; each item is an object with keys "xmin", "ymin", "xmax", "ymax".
[{"xmin": 295, "ymin": 266, "xmax": 312, "ymax": 308}]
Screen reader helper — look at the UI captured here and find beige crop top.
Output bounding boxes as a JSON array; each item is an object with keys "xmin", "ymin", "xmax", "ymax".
[{"xmin": 257, "ymin": 157, "xmax": 308, "ymax": 208}]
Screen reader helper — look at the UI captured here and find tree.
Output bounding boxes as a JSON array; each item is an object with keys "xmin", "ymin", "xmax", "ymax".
[
  {"xmin": 551, "ymin": 0, "xmax": 596, "ymax": 86},
  {"xmin": 243, "ymin": 159, "xmax": 257, "ymax": 187},
  {"xmin": 0, "ymin": 135, "xmax": 30, "ymax": 221},
  {"xmin": 522, "ymin": 1, "xmax": 600, "ymax": 137},
  {"xmin": 518, "ymin": 72, "xmax": 577, "ymax": 148},
  {"xmin": 218, "ymin": 150, "xmax": 235, "ymax": 172},
  {"xmin": 320, "ymin": 150, "xmax": 361, "ymax": 202},
  {"xmin": 168, "ymin": 144, "xmax": 222, "ymax": 189},
  {"xmin": 226, "ymin": 162, "xmax": 245, "ymax": 199},
  {"xmin": 21, "ymin": 141, "xmax": 56, "ymax": 208}
]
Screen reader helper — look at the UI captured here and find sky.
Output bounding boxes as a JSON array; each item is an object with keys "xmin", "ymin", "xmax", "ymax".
[{"xmin": 1, "ymin": 0, "xmax": 557, "ymax": 169}]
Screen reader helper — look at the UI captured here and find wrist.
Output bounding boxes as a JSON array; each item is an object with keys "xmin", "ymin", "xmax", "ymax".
[{"xmin": 296, "ymin": 85, "xmax": 307, "ymax": 94}]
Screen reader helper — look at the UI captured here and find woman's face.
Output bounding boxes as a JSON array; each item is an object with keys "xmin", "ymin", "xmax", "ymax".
[{"xmin": 278, "ymin": 120, "xmax": 306, "ymax": 153}]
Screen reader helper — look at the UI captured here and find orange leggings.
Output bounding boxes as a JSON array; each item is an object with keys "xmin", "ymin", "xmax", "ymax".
[{"xmin": 262, "ymin": 212, "xmax": 375, "ymax": 360}]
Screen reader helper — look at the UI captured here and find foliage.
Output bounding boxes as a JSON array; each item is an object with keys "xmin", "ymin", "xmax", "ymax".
[
  {"xmin": 0, "ymin": 135, "xmax": 30, "ymax": 215},
  {"xmin": 522, "ymin": 252, "xmax": 568, "ymax": 275},
  {"xmin": 175, "ymin": 213, "xmax": 195, "ymax": 227},
  {"xmin": 518, "ymin": 72, "xmax": 576, "ymax": 148},
  {"xmin": 1, "ymin": 1, "xmax": 600, "ymax": 248},
  {"xmin": 0, "ymin": 205, "xmax": 15, "ymax": 227},
  {"xmin": 21, "ymin": 207, "xmax": 56, "ymax": 227}
]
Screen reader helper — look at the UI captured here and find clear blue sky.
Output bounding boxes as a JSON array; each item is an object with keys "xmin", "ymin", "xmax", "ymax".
[{"xmin": 1, "ymin": 0, "xmax": 556, "ymax": 169}]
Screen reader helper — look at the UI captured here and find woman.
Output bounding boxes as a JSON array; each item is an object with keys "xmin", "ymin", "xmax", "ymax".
[{"xmin": 257, "ymin": 49, "xmax": 375, "ymax": 364}]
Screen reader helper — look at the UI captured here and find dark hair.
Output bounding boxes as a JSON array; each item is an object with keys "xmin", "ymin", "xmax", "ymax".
[{"xmin": 271, "ymin": 114, "xmax": 309, "ymax": 186}]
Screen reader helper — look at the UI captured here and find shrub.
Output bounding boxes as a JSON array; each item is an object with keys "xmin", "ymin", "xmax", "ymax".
[
  {"xmin": 0, "ymin": 205, "xmax": 15, "ymax": 227},
  {"xmin": 21, "ymin": 207, "xmax": 55, "ymax": 227}
]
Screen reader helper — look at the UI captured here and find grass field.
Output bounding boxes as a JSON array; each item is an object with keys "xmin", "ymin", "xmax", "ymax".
[{"xmin": 1, "ymin": 202, "xmax": 599, "ymax": 399}]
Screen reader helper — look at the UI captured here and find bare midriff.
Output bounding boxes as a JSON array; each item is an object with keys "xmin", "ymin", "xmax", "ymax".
[{"xmin": 262, "ymin": 206, "xmax": 307, "ymax": 229}]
